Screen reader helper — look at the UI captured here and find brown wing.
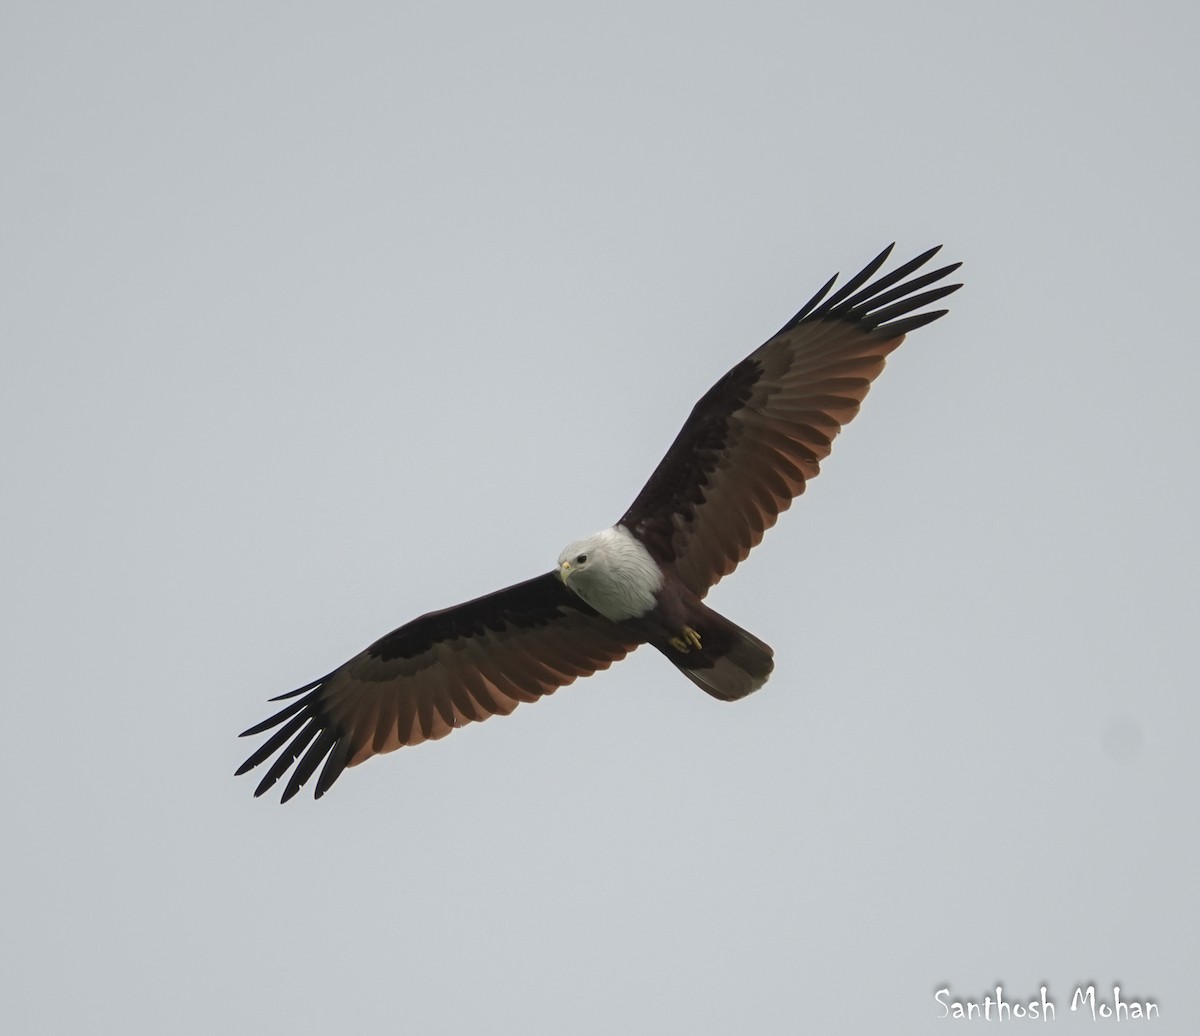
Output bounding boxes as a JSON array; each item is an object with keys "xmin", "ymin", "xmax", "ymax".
[
  {"xmin": 620, "ymin": 244, "xmax": 961, "ymax": 597},
  {"xmin": 237, "ymin": 573, "xmax": 638, "ymax": 802}
]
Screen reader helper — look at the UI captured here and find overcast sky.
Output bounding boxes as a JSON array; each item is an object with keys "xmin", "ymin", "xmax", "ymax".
[{"xmin": 3, "ymin": 2, "xmax": 1196, "ymax": 1033}]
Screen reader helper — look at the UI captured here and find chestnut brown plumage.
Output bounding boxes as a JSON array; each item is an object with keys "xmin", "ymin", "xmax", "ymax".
[{"xmin": 238, "ymin": 244, "xmax": 961, "ymax": 801}]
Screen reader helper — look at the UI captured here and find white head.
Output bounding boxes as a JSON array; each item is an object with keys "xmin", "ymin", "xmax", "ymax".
[{"xmin": 556, "ymin": 525, "xmax": 663, "ymax": 622}]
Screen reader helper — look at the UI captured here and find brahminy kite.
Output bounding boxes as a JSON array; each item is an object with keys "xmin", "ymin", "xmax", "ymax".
[{"xmin": 238, "ymin": 244, "xmax": 961, "ymax": 801}]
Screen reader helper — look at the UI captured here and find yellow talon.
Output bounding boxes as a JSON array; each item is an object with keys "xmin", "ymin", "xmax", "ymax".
[{"xmin": 669, "ymin": 627, "xmax": 703, "ymax": 653}]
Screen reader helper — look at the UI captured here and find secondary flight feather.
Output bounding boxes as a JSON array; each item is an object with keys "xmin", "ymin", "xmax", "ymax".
[{"xmin": 237, "ymin": 244, "xmax": 962, "ymax": 801}]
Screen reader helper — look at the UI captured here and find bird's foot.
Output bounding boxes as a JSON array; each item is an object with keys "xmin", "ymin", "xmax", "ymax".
[{"xmin": 668, "ymin": 626, "xmax": 703, "ymax": 653}]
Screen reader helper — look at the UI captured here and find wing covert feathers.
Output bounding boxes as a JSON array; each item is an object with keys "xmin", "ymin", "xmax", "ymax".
[
  {"xmin": 237, "ymin": 573, "xmax": 637, "ymax": 801},
  {"xmin": 620, "ymin": 245, "xmax": 960, "ymax": 596}
]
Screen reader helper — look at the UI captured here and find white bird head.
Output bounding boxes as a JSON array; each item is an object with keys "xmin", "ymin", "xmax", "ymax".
[{"xmin": 556, "ymin": 526, "xmax": 663, "ymax": 621}]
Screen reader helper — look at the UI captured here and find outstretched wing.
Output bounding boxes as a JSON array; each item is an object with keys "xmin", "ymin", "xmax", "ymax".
[
  {"xmin": 620, "ymin": 244, "xmax": 961, "ymax": 597},
  {"xmin": 237, "ymin": 573, "xmax": 638, "ymax": 802}
]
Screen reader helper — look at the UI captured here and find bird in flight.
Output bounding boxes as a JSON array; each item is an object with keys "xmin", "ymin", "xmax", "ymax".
[{"xmin": 238, "ymin": 244, "xmax": 961, "ymax": 801}]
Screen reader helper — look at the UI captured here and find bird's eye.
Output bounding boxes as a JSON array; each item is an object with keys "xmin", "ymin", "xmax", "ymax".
[{"xmin": 576, "ymin": 554, "xmax": 588, "ymax": 564}]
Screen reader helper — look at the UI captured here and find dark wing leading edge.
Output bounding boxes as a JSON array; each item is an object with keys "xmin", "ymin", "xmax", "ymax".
[
  {"xmin": 620, "ymin": 244, "xmax": 961, "ymax": 597},
  {"xmin": 237, "ymin": 573, "xmax": 638, "ymax": 802}
]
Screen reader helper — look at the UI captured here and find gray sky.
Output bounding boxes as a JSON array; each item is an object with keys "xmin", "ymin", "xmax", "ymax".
[{"xmin": 3, "ymin": 2, "xmax": 1196, "ymax": 1033}]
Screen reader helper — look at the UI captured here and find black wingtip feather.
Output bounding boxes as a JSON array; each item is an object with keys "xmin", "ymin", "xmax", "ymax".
[
  {"xmin": 238, "ymin": 673, "xmax": 343, "ymax": 800},
  {"xmin": 784, "ymin": 271, "xmax": 840, "ymax": 330},
  {"xmin": 314, "ymin": 737, "xmax": 354, "ymax": 799},
  {"xmin": 268, "ymin": 676, "xmax": 325, "ymax": 702},
  {"xmin": 874, "ymin": 306, "xmax": 953, "ymax": 337},
  {"xmin": 238, "ymin": 695, "xmax": 308, "ymax": 738},
  {"xmin": 868, "ymin": 283, "xmax": 962, "ymax": 329},
  {"xmin": 825, "ymin": 245, "xmax": 938, "ymax": 317},
  {"xmin": 777, "ymin": 244, "xmax": 958, "ymax": 338},
  {"xmin": 253, "ymin": 717, "xmax": 322, "ymax": 798},
  {"xmin": 282, "ymin": 728, "xmax": 339, "ymax": 803},
  {"xmin": 814, "ymin": 245, "xmax": 959, "ymax": 334},
  {"xmin": 822, "ymin": 242, "xmax": 895, "ymax": 311},
  {"xmin": 235, "ymin": 712, "xmax": 308, "ymax": 776},
  {"xmin": 844, "ymin": 262, "xmax": 961, "ymax": 317}
]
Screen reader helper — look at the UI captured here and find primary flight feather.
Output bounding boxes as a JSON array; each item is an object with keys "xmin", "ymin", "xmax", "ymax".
[{"xmin": 238, "ymin": 244, "xmax": 962, "ymax": 801}]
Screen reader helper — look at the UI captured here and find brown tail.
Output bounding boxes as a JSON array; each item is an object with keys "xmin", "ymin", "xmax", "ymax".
[{"xmin": 656, "ymin": 609, "xmax": 774, "ymax": 702}]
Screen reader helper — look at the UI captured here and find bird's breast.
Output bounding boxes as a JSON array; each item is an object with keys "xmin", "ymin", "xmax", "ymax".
[{"xmin": 569, "ymin": 571, "xmax": 659, "ymax": 623}]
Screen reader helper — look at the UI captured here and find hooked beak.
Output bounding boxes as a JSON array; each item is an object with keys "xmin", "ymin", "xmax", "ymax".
[{"xmin": 558, "ymin": 561, "xmax": 571, "ymax": 583}]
